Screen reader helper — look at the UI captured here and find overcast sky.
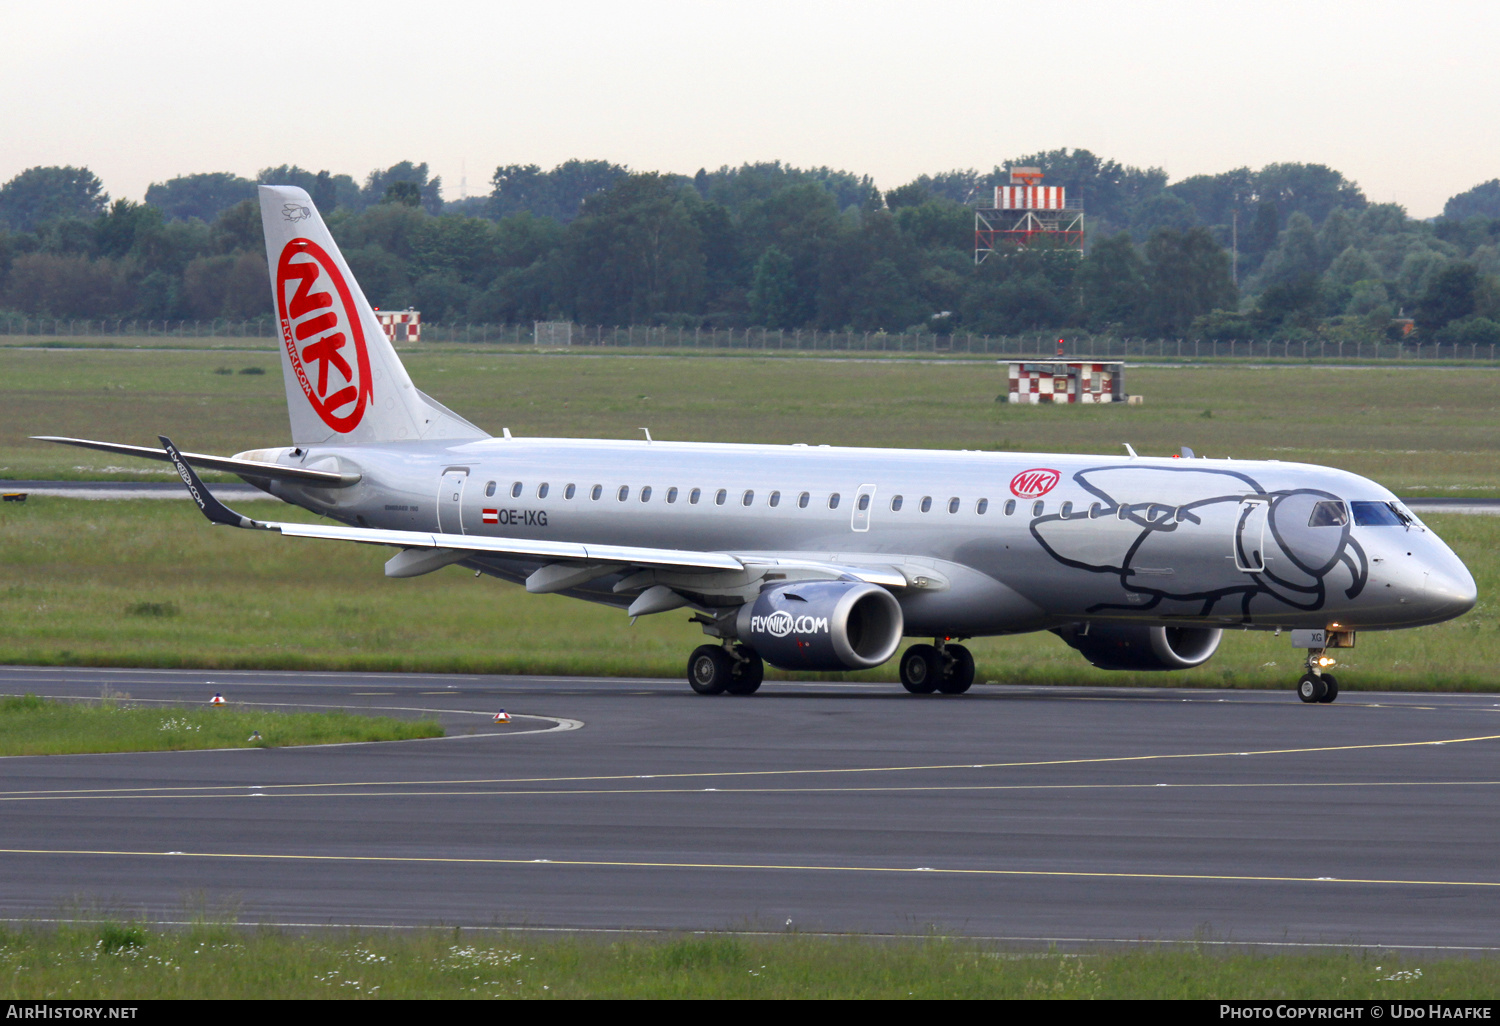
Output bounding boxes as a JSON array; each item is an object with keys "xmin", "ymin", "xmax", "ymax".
[{"xmin": 4, "ymin": 0, "xmax": 1495, "ymax": 217}]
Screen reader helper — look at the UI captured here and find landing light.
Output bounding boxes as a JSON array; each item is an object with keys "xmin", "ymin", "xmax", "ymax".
[{"xmin": 1316, "ymin": 656, "xmax": 1337, "ymax": 668}]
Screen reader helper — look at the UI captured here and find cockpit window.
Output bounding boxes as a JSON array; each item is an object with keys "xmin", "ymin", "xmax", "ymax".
[
  {"xmin": 1308, "ymin": 500, "xmax": 1349, "ymax": 527},
  {"xmin": 1351, "ymin": 500, "xmax": 1408, "ymax": 527}
]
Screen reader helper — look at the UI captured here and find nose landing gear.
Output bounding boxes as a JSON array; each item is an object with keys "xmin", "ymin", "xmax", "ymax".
[{"xmin": 1296, "ymin": 648, "xmax": 1339, "ymax": 704}]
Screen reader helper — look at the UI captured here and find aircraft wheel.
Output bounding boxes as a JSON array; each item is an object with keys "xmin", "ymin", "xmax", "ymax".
[
  {"xmin": 936, "ymin": 644, "xmax": 975, "ymax": 694},
  {"xmin": 900, "ymin": 644, "xmax": 939, "ymax": 694},
  {"xmin": 725, "ymin": 648, "xmax": 764, "ymax": 695},
  {"xmin": 1317, "ymin": 674, "xmax": 1339, "ymax": 703},
  {"xmin": 688, "ymin": 645, "xmax": 731, "ymax": 695},
  {"xmin": 1296, "ymin": 672, "xmax": 1327, "ymax": 703}
]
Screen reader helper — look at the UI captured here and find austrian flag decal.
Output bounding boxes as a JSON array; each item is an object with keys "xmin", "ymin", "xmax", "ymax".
[
  {"xmin": 276, "ymin": 238, "xmax": 373, "ymax": 433},
  {"xmin": 482, "ymin": 509, "xmax": 499, "ymax": 524},
  {"xmin": 1010, "ymin": 468, "xmax": 1061, "ymax": 498}
]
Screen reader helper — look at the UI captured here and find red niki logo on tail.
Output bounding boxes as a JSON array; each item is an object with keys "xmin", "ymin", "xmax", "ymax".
[
  {"xmin": 1010, "ymin": 468, "xmax": 1061, "ymax": 497},
  {"xmin": 276, "ymin": 239, "xmax": 373, "ymax": 433}
]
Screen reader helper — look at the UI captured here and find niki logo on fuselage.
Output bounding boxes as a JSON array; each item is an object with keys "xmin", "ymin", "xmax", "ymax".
[
  {"xmin": 1011, "ymin": 468, "xmax": 1060, "ymax": 498},
  {"xmin": 276, "ymin": 238, "xmax": 373, "ymax": 433}
]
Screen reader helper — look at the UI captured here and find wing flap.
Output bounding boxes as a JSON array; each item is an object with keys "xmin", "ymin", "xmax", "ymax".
[{"xmin": 277, "ymin": 520, "xmax": 743, "ymax": 571}]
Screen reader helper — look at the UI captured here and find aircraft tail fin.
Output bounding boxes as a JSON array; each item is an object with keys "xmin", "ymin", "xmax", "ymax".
[{"xmin": 257, "ymin": 185, "xmax": 487, "ymax": 446}]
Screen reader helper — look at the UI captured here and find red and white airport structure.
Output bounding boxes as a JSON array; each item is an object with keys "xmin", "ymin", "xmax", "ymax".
[
  {"xmin": 374, "ymin": 309, "xmax": 421, "ymax": 344},
  {"xmin": 1005, "ymin": 360, "xmax": 1126, "ymax": 403},
  {"xmin": 975, "ymin": 168, "xmax": 1084, "ymax": 263}
]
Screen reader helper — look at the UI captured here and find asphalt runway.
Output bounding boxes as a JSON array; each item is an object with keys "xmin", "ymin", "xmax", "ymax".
[{"xmin": 1, "ymin": 667, "xmax": 1499, "ymax": 949}]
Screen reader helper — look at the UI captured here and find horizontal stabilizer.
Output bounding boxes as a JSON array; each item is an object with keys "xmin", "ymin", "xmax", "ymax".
[{"xmin": 33, "ymin": 436, "xmax": 358, "ymax": 487}]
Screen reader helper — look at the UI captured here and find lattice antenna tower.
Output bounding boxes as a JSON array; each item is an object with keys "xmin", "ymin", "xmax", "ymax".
[{"xmin": 974, "ymin": 167, "xmax": 1084, "ymax": 264}]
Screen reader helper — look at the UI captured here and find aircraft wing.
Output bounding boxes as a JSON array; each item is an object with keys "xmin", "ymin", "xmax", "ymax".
[
  {"xmin": 156, "ymin": 436, "xmax": 911, "ymax": 586},
  {"xmin": 33, "ymin": 435, "xmax": 359, "ymax": 487}
]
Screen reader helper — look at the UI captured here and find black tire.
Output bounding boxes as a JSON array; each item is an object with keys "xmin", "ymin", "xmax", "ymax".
[
  {"xmin": 1317, "ymin": 673, "xmax": 1339, "ymax": 703},
  {"xmin": 1296, "ymin": 672, "xmax": 1327, "ymax": 703},
  {"xmin": 900, "ymin": 644, "xmax": 939, "ymax": 694},
  {"xmin": 688, "ymin": 645, "xmax": 731, "ymax": 695},
  {"xmin": 725, "ymin": 648, "xmax": 764, "ymax": 695},
  {"xmin": 937, "ymin": 644, "xmax": 975, "ymax": 694}
]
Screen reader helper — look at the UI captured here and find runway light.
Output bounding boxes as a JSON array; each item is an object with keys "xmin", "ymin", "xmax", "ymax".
[
  {"xmin": 248, "ymin": 730, "xmax": 262, "ymax": 742},
  {"xmin": 209, "ymin": 693, "xmax": 225, "ymax": 705},
  {"xmin": 493, "ymin": 711, "xmax": 511, "ymax": 723}
]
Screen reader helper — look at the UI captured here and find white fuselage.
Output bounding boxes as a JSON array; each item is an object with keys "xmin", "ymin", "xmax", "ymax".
[{"xmin": 255, "ymin": 437, "xmax": 1477, "ymax": 638}]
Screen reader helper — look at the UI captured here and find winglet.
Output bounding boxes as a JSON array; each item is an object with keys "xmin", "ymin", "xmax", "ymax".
[{"xmin": 159, "ymin": 436, "xmax": 261, "ymax": 529}]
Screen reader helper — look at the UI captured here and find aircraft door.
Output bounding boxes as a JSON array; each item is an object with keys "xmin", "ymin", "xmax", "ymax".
[
  {"xmin": 438, "ymin": 468, "xmax": 469, "ymax": 535},
  {"xmin": 1234, "ymin": 497, "xmax": 1269, "ymax": 572},
  {"xmin": 851, "ymin": 484, "xmax": 876, "ymax": 532}
]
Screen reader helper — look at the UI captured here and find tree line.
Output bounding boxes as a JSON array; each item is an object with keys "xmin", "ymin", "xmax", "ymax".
[{"xmin": 3, "ymin": 153, "xmax": 1500, "ymax": 343}]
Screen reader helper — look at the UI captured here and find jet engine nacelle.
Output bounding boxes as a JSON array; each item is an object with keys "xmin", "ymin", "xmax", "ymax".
[
  {"xmin": 1055, "ymin": 624, "xmax": 1222, "ymax": 671},
  {"xmin": 735, "ymin": 580, "xmax": 904, "ymax": 672}
]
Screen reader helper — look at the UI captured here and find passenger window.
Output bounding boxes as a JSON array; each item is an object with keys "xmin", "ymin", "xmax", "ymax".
[
  {"xmin": 828, "ymin": 493, "xmax": 841, "ymax": 510},
  {"xmin": 947, "ymin": 497, "xmax": 959, "ymax": 514},
  {"xmin": 1309, "ymin": 500, "xmax": 1349, "ymax": 527},
  {"xmin": 511, "ymin": 482, "xmax": 523, "ymax": 498},
  {"xmin": 1060, "ymin": 501, "xmax": 1073, "ymax": 518},
  {"xmin": 591, "ymin": 485, "xmax": 603, "ymax": 501},
  {"xmin": 920, "ymin": 496, "xmax": 932, "ymax": 513},
  {"xmin": 715, "ymin": 489, "xmax": 727, "ymax": 506},
  {"xmin": 798, "ymin": 492, "xmax": 810, "ymax": 509},
  {"xmin": 1118, "ymin": 504, "xmax": 1129, "ymax": 519},
  {"xmin": 743, "ymin": 490, "xmax": 754, "ymax": 506},
  {"xmin": 564, "ymin": 483, "xmax": 576, "ymax": 500},
  {"xmin": 690, "ymin": 488, "xmax": 701, "ymax": 504},
  {"xmin": 891, "ymin": 495, "xmax": 904, "ymax": 512},
  {"xmin": 1004, "ymin": 499, "xmax": 1016, "ymax": 516},
  {"xmin": 537, "ymin": 483, "xmax": 549, "ymax": 499},
  {"xmin": 485, "ymin": 481, "xmax": 496, "ymax": 497},
  {"xmin": 858, "ymin": 493, "xmax": 870, "ymax": 511},
  {"xmin": 976, "ymin": 498, "xmax": 989, "ymax": 514},
  {"xmin": 1032, "ymin": 500, "xmax": 1045, "ymax": 517},
  {"xmin": 641, "ymin": 486, "xmax": 652, "ymax": 502},
  {"xmin": 667, "ymin": 487, "xmax": 678, "ymax": 504},
  {"xmin": 618, "ymin": 485, "xmax": 630, "ymax": 502},
  {"xmin": 769, "ymin": 491, "xmax": 781, "ymax": 507}
]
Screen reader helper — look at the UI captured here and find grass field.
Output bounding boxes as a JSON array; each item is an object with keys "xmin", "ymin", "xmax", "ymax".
[
  {"xmin": 1, "ymin": 497, "xmax": 1494, "ymax": 688},
  {"xmin": 0, "ymin": 693, "xmax": 442, "ymax": 756},
  {"xmin": 2, "ymin": 348, "xmax": 1499, "ymax": 495},
  {"xmin": 0, "ymin": 922, "xmax": 1488, "ymax": 999}
]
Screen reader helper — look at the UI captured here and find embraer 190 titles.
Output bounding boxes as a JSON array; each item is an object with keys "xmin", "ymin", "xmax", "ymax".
[{"xmin": 38, "ymin": 186, "xmax": 1477, "ymax": 701}]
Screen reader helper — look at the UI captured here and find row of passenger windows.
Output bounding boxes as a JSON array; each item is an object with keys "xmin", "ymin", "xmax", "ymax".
[
  {"xmin": 486, "ymin": 479, "xmax": 836, "ymax": 508},
  {"xmin": 481, "ymin": 478, "xmax": 1187, "ymax": 521}
]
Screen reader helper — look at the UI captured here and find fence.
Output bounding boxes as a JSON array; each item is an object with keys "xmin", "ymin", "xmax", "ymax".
[
  {"xmin": 0, "ymin": 315, "xmax": 276, "ymax": 339},
  {"xmin": 4, "ymin": 313, "xmax": 1498, "ymax": 362}
]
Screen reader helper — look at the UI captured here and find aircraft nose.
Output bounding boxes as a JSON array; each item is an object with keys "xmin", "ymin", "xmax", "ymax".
[{"xmin": 1424, "ymin": 556, "xmax": 1477, "ymax": 623}]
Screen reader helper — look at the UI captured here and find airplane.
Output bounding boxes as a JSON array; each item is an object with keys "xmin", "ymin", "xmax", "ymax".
[{"xmin": 36, "ymin": 186, "xmax": 1477, "ymax": 702}]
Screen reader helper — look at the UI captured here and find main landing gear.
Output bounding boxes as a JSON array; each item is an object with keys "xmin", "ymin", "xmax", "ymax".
[
  {"xmin": 1296, "ymin": 647, "xmax": 1339, "ymax": 704},
  {"xmin": 899, "ymin": 639, "xmax": 975, "ymax": 695},
  {"xmin": 688, "ymin": 643, "xmax": 764, "ymax": 696}
]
